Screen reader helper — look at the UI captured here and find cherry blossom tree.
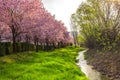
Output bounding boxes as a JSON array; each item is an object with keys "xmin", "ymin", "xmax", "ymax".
[
  {"xmin": 0, "ymin": 0, "xmax": 44, "ymax": 52},
  {"xmin": 0, "ymin": 0, "xmax": 73, "ymax": 53},
  {"xmin": 0, "ymin": 22, "xmax": 11, "ymax": 42}
]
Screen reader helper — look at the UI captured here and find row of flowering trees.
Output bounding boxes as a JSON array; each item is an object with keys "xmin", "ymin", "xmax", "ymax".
[{"xmin": 0, "ymin": 0, "xmax": 73, "ymax": 54}]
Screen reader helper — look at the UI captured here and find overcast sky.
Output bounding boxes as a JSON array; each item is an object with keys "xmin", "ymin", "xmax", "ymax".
[{"xmin": 42, "ymin": 0, "xmax": 85, "ymax": 31}]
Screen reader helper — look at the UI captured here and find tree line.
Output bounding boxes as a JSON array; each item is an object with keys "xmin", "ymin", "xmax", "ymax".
[
  {"xmin": 72, "ymin": 0, "xmax": 120, "ymax": 50},
  {"xmin": 0, "ymin": 0, "xmax": 73, "ymax": 56}
]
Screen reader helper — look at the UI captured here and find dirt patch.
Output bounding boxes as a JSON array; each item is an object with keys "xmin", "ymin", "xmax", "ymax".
[{"xmin": 85, "ymin": 49, "xmax": 120, "ymax": 80}]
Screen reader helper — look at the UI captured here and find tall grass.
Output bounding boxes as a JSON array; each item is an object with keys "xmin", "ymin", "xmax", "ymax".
[{"xmin": 0, "ymin": 46, "xmax": 88, "ymax": 80}]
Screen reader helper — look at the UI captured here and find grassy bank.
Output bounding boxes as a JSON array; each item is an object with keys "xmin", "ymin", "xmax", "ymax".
[
  {"xmin": 0, "ymin": 46, "xmax": 88, "ymax": 80},
  {"xmin": 85, "ymin": 49, "xmax": 120, "ymax": 80}
]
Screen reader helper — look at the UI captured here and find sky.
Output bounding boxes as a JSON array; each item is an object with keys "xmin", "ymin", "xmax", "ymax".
[{"xmin": 42, "ymin": 0, "xmax": 85, "ymax": 31}]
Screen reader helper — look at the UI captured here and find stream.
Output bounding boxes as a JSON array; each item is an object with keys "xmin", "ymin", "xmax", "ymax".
[{"xmin": 76, "ymin": 50, "xmax": 110, "ymax": 80}]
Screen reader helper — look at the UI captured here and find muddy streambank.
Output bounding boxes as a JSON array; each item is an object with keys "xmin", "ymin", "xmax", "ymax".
[
  {"xmin": 84, "ymin": 49, "xmax": 120, "ymax": 80},
  {"xmin": 77, "ymin": 50, "xmax": 110, "ymax": 80}
]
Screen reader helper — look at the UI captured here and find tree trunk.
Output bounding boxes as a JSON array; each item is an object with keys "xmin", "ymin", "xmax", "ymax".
[
  {"xmin": 36, "ymin": 42, "xmax": 38, "ymax": 52},
  {"xmin": 46, "ymin": 39, "xmax": 49, "ymax": 51},
  {"xmin": 12, "ymin": 31, "xmax": 16, "ymax": 53}
]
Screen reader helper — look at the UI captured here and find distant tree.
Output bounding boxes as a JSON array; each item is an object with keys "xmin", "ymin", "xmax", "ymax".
[{"xmin": 71, "ymin": 14, "xmax": 79, "ymax": 47}]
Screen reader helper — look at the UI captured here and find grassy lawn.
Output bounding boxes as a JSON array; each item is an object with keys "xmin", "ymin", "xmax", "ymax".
[{"xmin": 0, "ymin": 46, "xmax": 88, "ymax": 80}]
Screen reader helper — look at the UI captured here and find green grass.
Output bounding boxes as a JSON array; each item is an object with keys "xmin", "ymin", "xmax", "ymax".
[{"xmin": 0, "ymin": 46, "xmax": 88, "ymax": 80}]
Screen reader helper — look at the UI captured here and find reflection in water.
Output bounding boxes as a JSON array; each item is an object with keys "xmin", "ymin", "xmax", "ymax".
[{"xmin": 76, "ymin": 50, "xmax": 110, "ymax": 80}]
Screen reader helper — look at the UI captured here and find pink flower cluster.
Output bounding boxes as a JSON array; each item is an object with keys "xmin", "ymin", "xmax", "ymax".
[{"xmin": 0, "ymin": 0, "xmax": 73, "ymax": 44}]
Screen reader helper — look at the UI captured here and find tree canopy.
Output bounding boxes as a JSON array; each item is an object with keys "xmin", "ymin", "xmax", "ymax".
[{"xmin": 72, "ymin": 0, "xmax": 120, "ymax": 50}]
